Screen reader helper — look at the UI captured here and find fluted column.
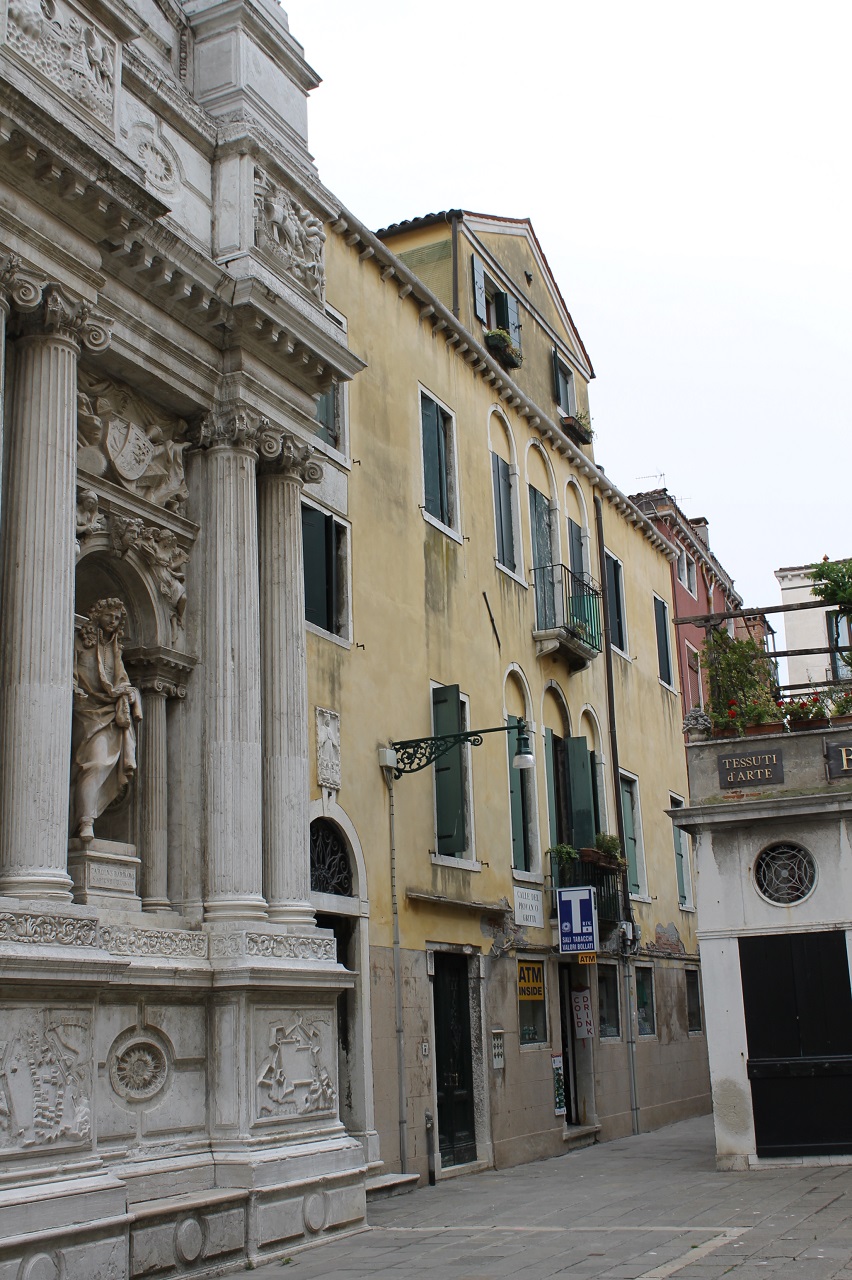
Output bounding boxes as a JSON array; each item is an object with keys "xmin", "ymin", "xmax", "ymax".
[
  {"xmin": 198, "ymin": 411, "xmax": 267, "ymax": 921},
  {"xmin": 0, "ymin": 286, "xmax": 110, "ymax": 899},
  {"xmin": 258, "ymin": 433, "xmax": 323, "ymax": 925},
  {"xmin": 0, "ymin": 253, "xmax": 46, "ymax": 545}
]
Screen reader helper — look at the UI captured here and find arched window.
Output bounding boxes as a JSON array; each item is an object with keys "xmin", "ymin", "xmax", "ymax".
[{"xmin": 309, "ymin": 819, "xmax": 353, "ymax": 896}]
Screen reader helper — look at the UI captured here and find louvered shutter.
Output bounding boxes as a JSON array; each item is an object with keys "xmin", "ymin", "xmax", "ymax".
[
  {"xmin": 432, "ymin": 685, "xmax": 466, "ymax": 857},
  {"xmin": 302, "ymin": 505, "xmax": 329, "ymax": 629},
  {"xmin": 508, "ymin": 716, "xmax": 528, "ymax": 871},
  {"xmin": 655, "ymin": 596, "xmax": 672, "ymax": 685},
  {"xmin": 472, "ymin": 255, "xmax": 487, "ymax": 323},
  {"xmin": 566, "ymin": 737, "xmax": 595, "ymax": 849}
]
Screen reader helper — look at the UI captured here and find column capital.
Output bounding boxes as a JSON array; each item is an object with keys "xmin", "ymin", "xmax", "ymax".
[
  {"xmin": 123, "ymin": 647, "xmax": 196, "ymax": 700},
  {"xmin": 260, "ymin": 430, "xmax": 323, "ymax": 487},
  {"xmin": 13, "ymin": 281, "xmax": 112, "ymax": 353},
  {"xmin": 0, "ymin": 250, "xmax": 47, "ymax": 315},
  {"xmin": 194, "ymin": 408, "xmax": 274, "ymax": 455}
]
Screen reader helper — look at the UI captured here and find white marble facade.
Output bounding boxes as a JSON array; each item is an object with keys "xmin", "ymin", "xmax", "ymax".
[{"xmin": 0, "ymin": 0, "xmax": 367, "ymax": 1274}]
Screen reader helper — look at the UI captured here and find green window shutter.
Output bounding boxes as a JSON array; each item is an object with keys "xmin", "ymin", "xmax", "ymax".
[
  {"xmin": 505, "ymin": 294, "xmax": 521, "ymax": 352},
  {"xmin": 508, "ymin": 716, "xmax": 529, "ymax": 871},
  {"xmin": 674, "ymin": 824, "xmax": 687, "ymax": 906},
  {"xmin": 566, "ymin": 737, "xmax": 595, "ymax": 849},
  {"xmin": 606, "ymin": 554, "xmax": 625, "ymax": 651},
  {"xmin": 492, "ymin": 453, "xmax": 515, "ymax": 572},
  {"xmin": 551, "ymin": 348, "xmax": 562, "ymax": 404},
  {"xmin": 589, "ymin": 750, "xmax": 601, "ymax": 835},
  {"xmin": 432, "ymin": 685, "xmax": 466, "ymax": 857},
  {"xmin": 494, "ymin": 291, "xmax": 509, "ymax": 330},
  {"xmin": 472, "ymin": 254, "xmax": 487, "ymax": 323},
  {"xmin": 567, "ymin": 518, "xmax": 583, "ymax": 580},
  {"xmin": 302, "ymin": 504, "xmax": 329, "ymax": 629},
  {"xmin": 421, "ymin": 395, "xmax": 449, "ymax": 524},
  {"xmin": 620, "ymin": 777, "xmax": 641, "ymax": 895},
  {"xmin": 655, "ymin": 597, "xmax": 672, "ymax": 685},
  {"xmin": 544, "ymin": 728, "xmax": 558, "ymax": 847}
]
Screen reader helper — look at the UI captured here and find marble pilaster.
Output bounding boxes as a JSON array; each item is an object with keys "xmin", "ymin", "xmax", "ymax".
[
  {"xmin": 258, "ymin": 433, "xmax": 323, "ymax": 925},
  {"xmin": 197, "ymin": 411, "xmax": 267, "ymax": 921},
  {"xmin": 0, "ymin": 286, "xmax": 110, "ymax": 899}
]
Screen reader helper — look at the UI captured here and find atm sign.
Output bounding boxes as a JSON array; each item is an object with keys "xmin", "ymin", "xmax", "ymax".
[{"xmin": 518, "ymin": 960, "xmax": 544, "ymax": 1001}]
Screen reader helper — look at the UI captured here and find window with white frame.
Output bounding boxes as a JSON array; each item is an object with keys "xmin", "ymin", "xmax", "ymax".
[
  {"xmin": 491, "ymin": 452, "xmax": 517, "ymax": 573},
  {"xmin": 619, "ymin": 772, "xmax": 646, "ymax": 896},
  {"xmin": 431, "ymin": 683, "xmax": 473, "ymax": 862},
  {"xmin": 654, "ymin": 595, "xmax": 674, "ymax": 688},
  {"xmin": 669, "ymin": 794, "xmax": 693, "ymax": 908},
  {"xmin": 605, "ymin": 552, "xmax": 627, "ymax": 653},
  {"xmin": 302, "ymin": 502, "xmax": 349, "ymax": 640},
  {"xmin": 551, "ymin": 350, "xmax": 574, "ymax": 417},
  {"xmin": 472, "ymin": 255, "xmax": 522, "ymax": 353},
  {"xmin": 420, "ymin": 389, "xmax": 458, "ymax": 533},
  {"xmin": 315, "ymin": 381, "xmax": 343, "ymax": 451},
  {"xmin": 676, "ymin": 548, "xmax": 697, "ymax": 597}
]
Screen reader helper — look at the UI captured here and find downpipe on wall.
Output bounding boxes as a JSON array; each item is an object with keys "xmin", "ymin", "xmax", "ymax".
[{"xmin": 381, "ymin": 764, "xmax": 409, "ymax": 1172}]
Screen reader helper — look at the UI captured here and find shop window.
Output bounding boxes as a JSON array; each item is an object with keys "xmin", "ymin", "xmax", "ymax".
[
  {"xmin": 598, "ymin": 965, "xmax": 621, "ymax": 1038},
  {"xmin": 686, "ymin": 969, "xmax": 703, "ymax": 1033},
  {"xmin": 302, "ymin": 503, "xmax": 348, "ymax": 638},
  {"xmin": 636, "ymin": 966, "xmax": 656, "ymax": 1036},
  {"xmin": 518, "ymin": 958, "xmax": 547, "ymax": 1045}
]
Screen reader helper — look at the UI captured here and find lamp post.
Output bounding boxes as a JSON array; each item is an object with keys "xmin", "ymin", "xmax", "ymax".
[{"xmin": 381, "ymin": 718, "xmax": 535, "ymax": 777}]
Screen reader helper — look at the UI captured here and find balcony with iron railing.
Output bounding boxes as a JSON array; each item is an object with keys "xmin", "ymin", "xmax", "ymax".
[
  {"xmin": 548, "ymin": 852, "xmax": 624, "ymax": 924},
  {"xmin": 532, "ymin": 564, "xmax": 603, "ymax": 670}
]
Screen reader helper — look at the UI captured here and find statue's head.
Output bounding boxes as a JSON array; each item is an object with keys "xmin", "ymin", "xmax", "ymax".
[{"xmin": 87, "ymin": 597, "xmax": 127, "ymax": 640}]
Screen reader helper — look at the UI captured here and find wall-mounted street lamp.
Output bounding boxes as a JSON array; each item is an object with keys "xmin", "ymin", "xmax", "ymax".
[{"xmin": 379, "ymin": 719, "xmax": 535, "ymax": 779}]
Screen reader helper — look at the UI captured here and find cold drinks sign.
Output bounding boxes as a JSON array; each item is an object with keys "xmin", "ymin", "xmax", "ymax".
[{"xmin": 556, "ymin": 887, "xmax": 599, "ymax": 959}]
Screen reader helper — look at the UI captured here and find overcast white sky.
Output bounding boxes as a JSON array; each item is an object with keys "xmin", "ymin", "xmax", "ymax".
[{"xmin": 286, "ymin": 0, "xmax": 849, "ymax": 614}]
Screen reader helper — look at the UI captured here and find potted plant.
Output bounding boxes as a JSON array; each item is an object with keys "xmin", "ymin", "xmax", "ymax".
[
  {"xmin": 484, "ymin": 328, "xmax": 522, "ymax": 369},
  {"xmin": 547, "ymin": 843, "xmax": 578, "ymax": 887},
  {"xmin": 560, "ymin": 407, "xmax": 593, "ymax": 445},
  {"xmin": 576, "ymin": 833, "xmax": 624, "ymax": 870},
  {"xmin": 831, "ymin": 686, "xmax": 852, "ymax": 725},
  {"xmin": 703, "ymin": 629, "xmax": 782, "ymax": 737},
  {"xmin": 778, "ymin": 692, "xmax": 831, "ymax": 731}
]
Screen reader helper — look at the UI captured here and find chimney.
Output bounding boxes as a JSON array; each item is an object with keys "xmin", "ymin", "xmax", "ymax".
[{"xmin": 691, "ymin": 517, "xmax": 710, "ymax": 548}]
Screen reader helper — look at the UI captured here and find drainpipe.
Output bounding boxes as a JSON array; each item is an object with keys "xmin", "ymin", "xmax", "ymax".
[
  {"xmin": 381, "ymin": 763, "xmax": 409, "ymax": 1171},
  {"xmin": 594, "ymin": 495, "xmax": 640, "ymax": 1136}
]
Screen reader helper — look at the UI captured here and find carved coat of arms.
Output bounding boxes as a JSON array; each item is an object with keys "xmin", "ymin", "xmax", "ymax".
[{"xmin": 106, "ymin": 418, "xmax": 156, "ymax": 481}]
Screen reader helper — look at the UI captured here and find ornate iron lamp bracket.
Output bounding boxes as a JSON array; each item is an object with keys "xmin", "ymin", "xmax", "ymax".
[{"xmin": 390, "ymin": 723, "xmax": 520, "ymax": 779}]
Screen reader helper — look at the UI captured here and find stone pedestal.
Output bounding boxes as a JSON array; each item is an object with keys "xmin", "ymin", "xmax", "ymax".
[
  {"xmin": 68, "ymin": 838, "xmax": 142, "ymax": 909},
  {"xmin": 259, "ymin": 434, "xmax": 323, "ymax": 927}
]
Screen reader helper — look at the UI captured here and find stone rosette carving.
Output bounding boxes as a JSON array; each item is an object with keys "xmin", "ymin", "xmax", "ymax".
[
  {"xmin": 126, "ymin": 121, "xmax": 181, "ymax": 195},
  {"xmin": 316, "ymin": 707, "xmax": 341, "ymax": 790},
  {"xmin": 99, "ymin": 925, "xmax": 207, "ymax": 958},
  {"xmin": 254, "ymin": 167, "xmax": 326, "ymax": 300},
  {"xmin": 4, "ymin": 0, "xmax": 116, "ymax": 126},
  {"xmin": 108, "ymin": 1034, "xmax": 168, "ymax": 1101},
  {"xmin": 0, "ymin": 912, "xmax": 98, "ymax": 947},
  {"xmin": 77, "ymin": 369, "xmax": 189, "ymax": 513},
  {"xmin": 110, "ymin": 515, "xmax": 190, "ymax": 643},
  {"xmin": 0, "ymin": 1009, "xmax": 93, "ymax": 1150},
  {"xmin": 255, "ymin": 1011, "xmax": 336, "ymax": 1121}
]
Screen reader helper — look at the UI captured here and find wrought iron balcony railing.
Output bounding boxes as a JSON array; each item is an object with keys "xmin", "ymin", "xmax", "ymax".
[
  {"xmin": 549, "ymin": 853, "xmax": 624, "ymax": 923},
  {"xmin": 532, "ymin": 564, "xmax": 603, "ymax": 664}
]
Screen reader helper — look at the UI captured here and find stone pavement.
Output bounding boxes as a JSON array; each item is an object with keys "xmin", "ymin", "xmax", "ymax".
[{"xmin": 252, "ymin": 1116, "xmax": 852, "ymax": 1279}]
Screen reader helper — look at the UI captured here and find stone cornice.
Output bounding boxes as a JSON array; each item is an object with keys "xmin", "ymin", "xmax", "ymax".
[
  {"xmin": 184, "ymin": 0, "xmax": 320, "ymax": 96},
  {"xmin": 327, "ymin": 209, "xmax": 678, "ymax": 561},
  {"xmin": 122, "ymin": 47, "xmax": 217, "ymax": 155}
]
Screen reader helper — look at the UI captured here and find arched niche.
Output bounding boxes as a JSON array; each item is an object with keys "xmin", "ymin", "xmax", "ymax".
[{"xmin": 76, "ymin": 537, "xmax": 166, "ymax": 651}]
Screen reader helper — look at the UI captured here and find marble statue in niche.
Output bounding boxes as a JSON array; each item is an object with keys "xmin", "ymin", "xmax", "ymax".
[
  {"xmin": 71, "ymin": 598, "xmax": 142, "ymax": 842},
  {"xmin": 77, "ymin": 371, "xmax": 190, "ymax": 514},
  {"xmin": 253, "ymin": 167, "xmax": 326, "ymax": 301}
]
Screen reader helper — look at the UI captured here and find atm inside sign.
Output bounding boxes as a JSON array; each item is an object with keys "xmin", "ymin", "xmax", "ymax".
[{"xmin": 518, "ymin": 960, "xmax": 544, "ymax": 1000}]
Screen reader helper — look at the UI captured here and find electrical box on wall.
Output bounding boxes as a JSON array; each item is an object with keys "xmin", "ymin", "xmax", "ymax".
[{"xmin": 491, "ymin": 1028, "xmax": 505, "ymax": 1070}]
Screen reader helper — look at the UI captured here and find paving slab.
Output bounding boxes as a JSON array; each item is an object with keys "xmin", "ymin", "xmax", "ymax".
[{"xmin": 250, "ymin": 1116, "xmax": 852, "ymax": 1279}]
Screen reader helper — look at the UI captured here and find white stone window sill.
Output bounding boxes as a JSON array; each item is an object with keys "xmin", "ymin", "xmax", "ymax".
[
  {"xmin": 495, "ymin": 561, "xmax": 528, "ymax": 590},
  {"xmin": 629, "ymin": 893, "xmax": 652, "ymax": 904},
  {"xmin": 613, "ymin": 646, "xmax": 633, "ymax": 663},
  {"xmin": 599, "ymin": 1036, "xmax": 623, "ymax": 1044},
  {"xmin": 422, "ymin": 510, "xmax": 463, "ymax": 544},
  {"xmin": 306, "ymin": 622, "xmax": 351, "ymax": 649},
  {"xmin": 519, "ymin": 1041, "xmax": 551, "ymax": 1052},
  {"xmin": 431, "ymin": 853, "xmax": 481, "ymax": 872},
  {"xmin": 679, "ymin": 904, "xmax": 697, "ymax": 914},
  {"xmin": 659, "ymin": 679, "xmax": 678, "ymax": 695},
  {"xmin": 638, "ymin": 1032, "xmax": 658, "ymax": 1039},
  {"xmin": 513, "ymin": 869, "xmax": 544, "ymax": 886}
]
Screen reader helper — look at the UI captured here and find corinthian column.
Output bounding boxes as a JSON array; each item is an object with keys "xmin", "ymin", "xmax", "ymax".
[
  {"xmin": 0, "ymin": 253, "xmax": 46, "ymax": 538},
  {"xmin": 258, "ymin": 433, "xmax": 323, "ymax": 925},
  {"xmin": 0, "ymin": 286, "xmax": 111, "ymax": 899},
  {"xmin": 197, "ymin": 411, "xmax": 267, "ymax": 921}
]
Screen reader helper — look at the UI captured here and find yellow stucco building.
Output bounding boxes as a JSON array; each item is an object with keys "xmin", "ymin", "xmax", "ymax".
[{"xmin": 303, "ymin": 207, "xmax": 710, "ymax": 1180}]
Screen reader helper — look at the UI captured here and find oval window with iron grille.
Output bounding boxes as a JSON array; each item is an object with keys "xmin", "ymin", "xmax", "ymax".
[{"xmin": 754, "ymin": 843, "xmax": 816, "ymax": 905}]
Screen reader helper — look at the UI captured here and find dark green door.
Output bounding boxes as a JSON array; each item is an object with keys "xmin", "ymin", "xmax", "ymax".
[{"xmin": 433, "ymin": 952, "xmax": 477, "ymax": 1166}]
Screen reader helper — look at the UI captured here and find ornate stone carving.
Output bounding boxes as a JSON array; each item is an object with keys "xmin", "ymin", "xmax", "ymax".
[
  {"xmin": 315, "ymin": 707, "xmax": 341, "ymax": 790},
  {"xmin": 262, "ymin": 431, "xmax": 324, "ymax": 485},
  {"xmin": 77, "ymin": 370, "xmax": 189, "ymax": 512},
  {"xmin": 111, "ymin": 515, "xmax": 190, "ymax": 643},
  {"xmin": 0, "ymin": 251, "xmax": 46, "ymax": 312},
  {"xmin": 76, "ymin": 488, "xmax": 106, "ymax": 553},
  {"xmin": 253, "ymin": 168, "xmax": 326, "ymax": 300},
  {"xmin": 255, "ymin": 1012, "xmax": 336, "ymax": 1120},
  {"xmin": 126, "ymin": 121, "xmax": 180, "ymax": 195},
  {"xmin": 0, "ymin": 912, "xmax": 98, "ymax": 947},
  {"xmin": 71, "ymin": 599, "xmax": 142, "ymax": 842},
  {"xmin": 108, "ymin": 1035, "xmax": 168, "ymax": 1101},
  {"xmin": 99, "ymin": 925, "xmax": 207, "ymax": 957},
  {"xmin": 0, "ymin": 1009, "xmax": 92, "ymax": 1150},
  {"xmin": 4, "ymin": 0, "xmax": 116, "ymax": 127},
  {"xmin": 209, "ymin": 932, "xmax": 336, "ymax": 961},
  {"xmin": 682, "ymin": 708, "xmax": 712, "ymax": 738},
  {"xmin": 194, "ymin": 408, "xmax": 279, "ymax": 456}
]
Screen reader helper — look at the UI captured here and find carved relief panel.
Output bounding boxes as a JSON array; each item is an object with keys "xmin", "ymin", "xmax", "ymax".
[
  {"xmin": 253, "ymin": 167, "xmax": 326, "ymax": 302},
  {"xmin": 253, "ymin": 1009, "xmax": 337, "ymax": 1125},
  {"xmin": 3, "ymin": 0, "xmax": 118, "ymax": 130},
  {"xmin": 0, "ymin": 1007, "xmax": 93, "ymax": 1152}
]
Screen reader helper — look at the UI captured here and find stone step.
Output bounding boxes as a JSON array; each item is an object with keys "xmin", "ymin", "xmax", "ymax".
[
  {"xmin": 563, "ymin": 1124, "xmax": 601, "ymax": 1152},
  {"xmin": 366, "ymin": 1172, "xmax": 420, "ymax": 1201}
]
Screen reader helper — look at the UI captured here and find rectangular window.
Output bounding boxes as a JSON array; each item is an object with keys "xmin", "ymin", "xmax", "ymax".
[
  {"xmin": 315, "ymin": 383, "xmax": 340, "ymax": 450},
  {"xmin": 828, "ymin": 611, "xmax": 852, "ymax": 680},
  {"xmin": 518, "ymin": 958, "xmax": 547, "ymax": 1045},
  {"xmin": 685, "ymin": 642, "xmax": 703, "ymax": 709},
  {"xmin": 620, "ymin": 773, "xmax": 645, "ymax": 896},
  {"xmin": 605, "ymin": 552, "xmax": 627, "ymax": 653},
  {"xmin": 670, "ymin": 794, "xmax": 692, "ymax": 908},
  {"xmin": 302, "ymin": 504, "xmax": 347, "ymax": 637},
  {"xmin": 654, "ymin": 595, "xmax": 673, "ymax": 687},
  {"xmin": 530, "ymin": 486, "xmax": 555, "ymax": 629},
  {"xmin": 636, "ymin": 966, "xmax": 656, "ymax": 1036},
  {"xmin": 567, "ymin": 517, "xmax": 584, "ymax": 580},
  {"xmin": 686, "ymin": 969, "xmax": 702, "ymax": 1033},
  {"xmin": 491, "ymin": 453, "xmax": 516, "ymax": 572},
  {"xmin": 421, "ymin": 391, "xmax": 456, "ymax": 530},
  {"xmin": 676, "ymin": 549, "xmax": 697, "ymax": 597},
  {"xmin": 472, "ymin": 255, "xmax": 522, "ymax": 351},
  {"xmin": 551, "ymin": 349, "xmax": 574, "ymax": 416},
  {"xmin": 508, "ymin": 715, "xmax": 532, "ymax": 872},
  {"xmin": 545, "ymin": 731, "xmax": 598, "ymax": 854},
  {"xmin": 431, "ymin": 684, "xmax": 469, "ymax": 859},
  {"xmin": 598, "ymin": 965, "xmax": 621, "ymax": 1038}
]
